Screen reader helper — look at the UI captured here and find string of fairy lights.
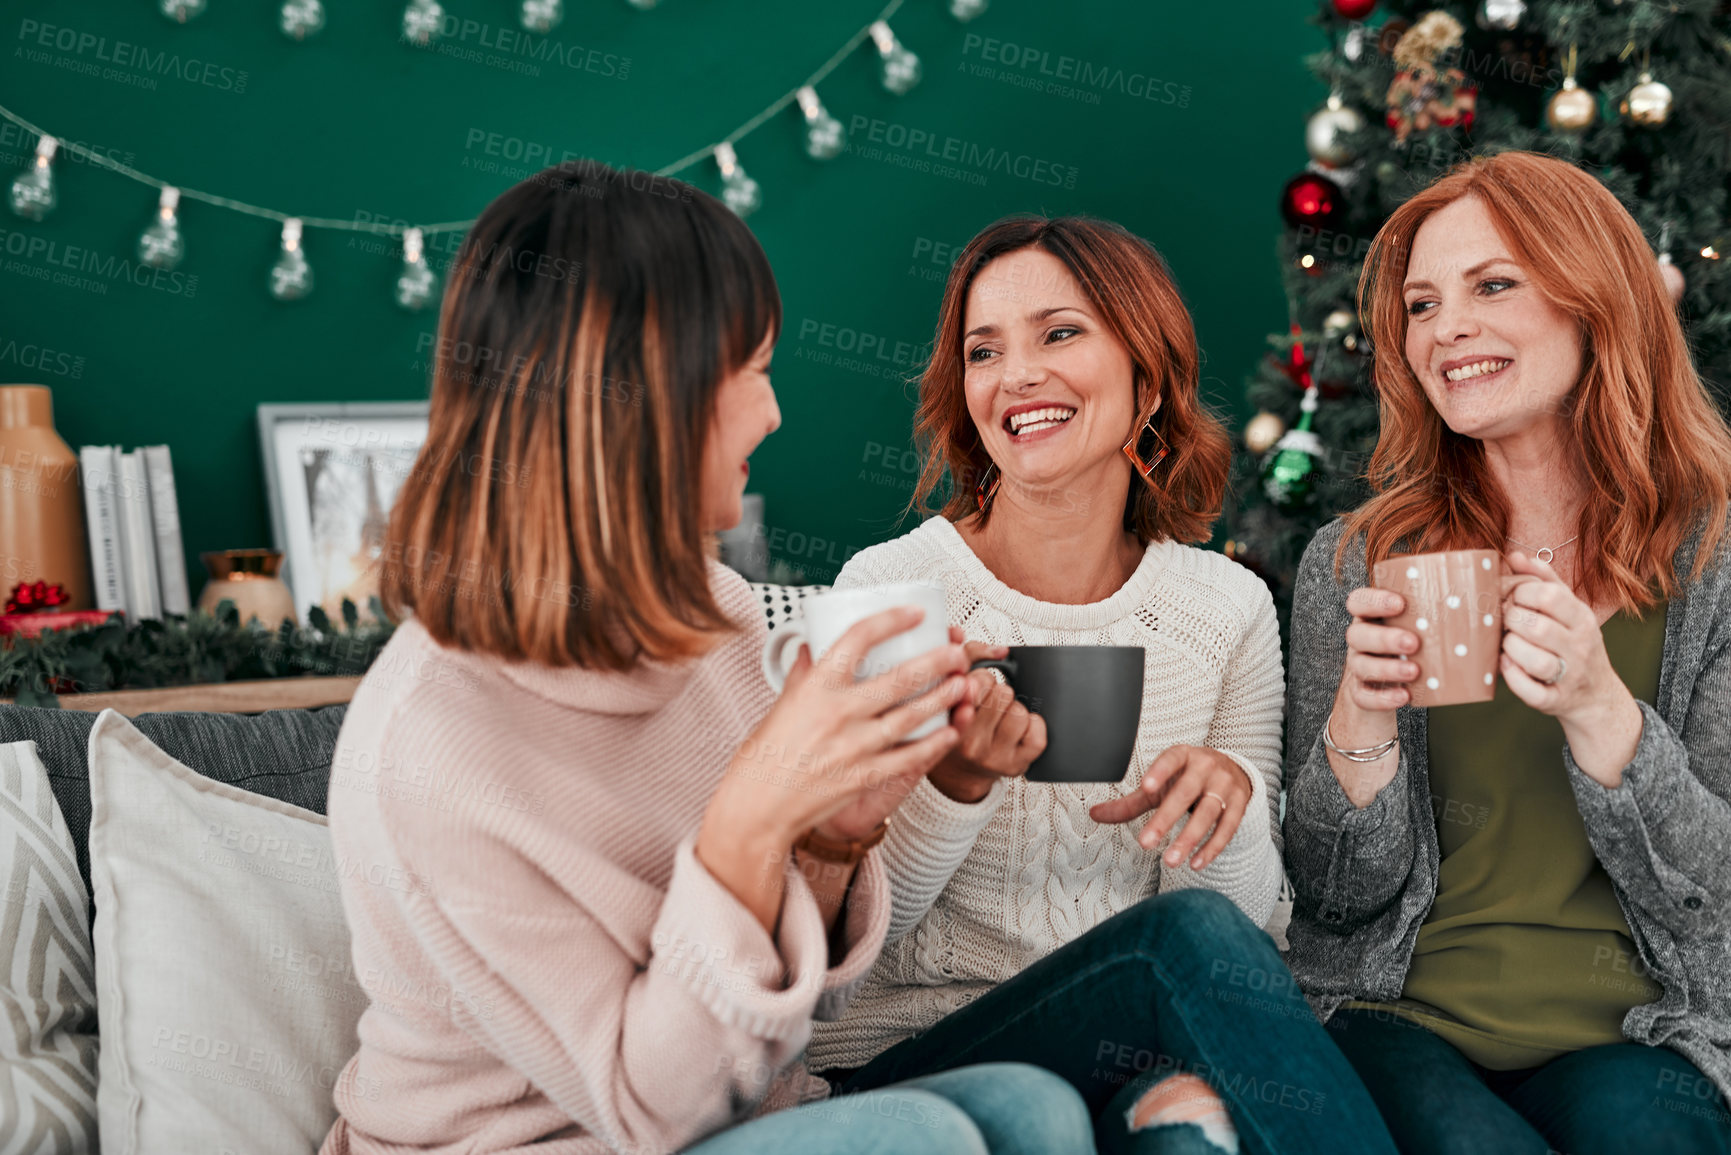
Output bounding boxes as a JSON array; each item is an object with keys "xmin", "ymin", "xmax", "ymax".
[{"xmin": 2, "ymin": 0, "xmax": 988, "ymax": 308}]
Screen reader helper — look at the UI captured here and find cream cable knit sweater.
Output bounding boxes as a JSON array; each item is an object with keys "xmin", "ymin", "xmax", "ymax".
[{"xmin": 805, "ymin": 516, "xmax": 1287, "ymax": 1073}]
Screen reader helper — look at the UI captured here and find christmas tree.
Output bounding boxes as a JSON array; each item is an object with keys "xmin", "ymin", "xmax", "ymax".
[{"xmin": 1225, "ymin": 0, "xmax": 1731, "ymax": 627}]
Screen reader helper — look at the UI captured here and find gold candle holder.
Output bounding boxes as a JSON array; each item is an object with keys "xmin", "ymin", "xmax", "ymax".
[{"xmin": 197, "ymin": 549, "xmax": 298, "ymax": 627}]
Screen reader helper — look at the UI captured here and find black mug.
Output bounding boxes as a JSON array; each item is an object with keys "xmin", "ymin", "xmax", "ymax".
[{"xmin": 969, "ymin": 646, "xmax": 1145, "ymax": 784}]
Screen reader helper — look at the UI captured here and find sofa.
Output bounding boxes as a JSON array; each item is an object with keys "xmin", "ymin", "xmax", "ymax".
[
  {"xmin": 0, "ymin": 581, "xmax": 1288, "ymax": 1153},
  {"xmin": 0, "ymin": 701, "xmax": 353, "ymax": 1153}
]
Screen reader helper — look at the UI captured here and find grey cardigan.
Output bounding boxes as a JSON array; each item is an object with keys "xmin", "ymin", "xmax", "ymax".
[{"xmin": 1283, "ymin": 516, "xmax": 1731, "ymax": 1102}]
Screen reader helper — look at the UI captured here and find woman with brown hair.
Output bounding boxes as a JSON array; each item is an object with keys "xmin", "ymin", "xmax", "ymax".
[
  {"xmin": 804, "ymin": 217, "xmax": 1399, "ymax": 1154},
  {"xmin": 1284, "ymin": 149, "xmax": 1731, "ymax": 1153},
  {"xmin": 318, "ymin": 162, "xmax": 1098, "ymax": 1155}
]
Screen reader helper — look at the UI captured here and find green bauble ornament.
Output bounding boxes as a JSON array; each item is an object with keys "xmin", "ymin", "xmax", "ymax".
[{"xmin": 1261, "ymin": 388, "xmax": 1323, "ymax": 508}]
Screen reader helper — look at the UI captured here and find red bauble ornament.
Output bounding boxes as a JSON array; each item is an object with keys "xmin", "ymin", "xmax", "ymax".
[
  {"xmin": 1332, "ymin": 0, "xmax": 1376, "ymax": 19},
  {"xmin": 1281, "ymin": 171, "xmax": 1344, "ymax": 230}
]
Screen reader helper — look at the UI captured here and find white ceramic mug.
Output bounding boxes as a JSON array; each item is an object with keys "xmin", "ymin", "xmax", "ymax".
[{"xmin": 761, "ymin": 582, "xmax": 952, "ymax": 741}]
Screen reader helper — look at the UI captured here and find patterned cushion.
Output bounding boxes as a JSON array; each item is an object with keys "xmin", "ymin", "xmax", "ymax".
[
  {"xmin": 747, "ymin": 582, "xmax": 830, "ymax": 632},
  {"xmin": 0, "ymin": 740, "xmax": 98, "ymax": 1152},
  {"xmin": 0, "ymin": 705, "xmax": 347, "ymax": 914}
]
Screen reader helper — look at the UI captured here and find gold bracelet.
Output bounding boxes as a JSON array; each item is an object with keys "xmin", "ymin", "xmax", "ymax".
[{"xmin": 793, "ymin": 818, "xmax": 890, "ymax": 865}]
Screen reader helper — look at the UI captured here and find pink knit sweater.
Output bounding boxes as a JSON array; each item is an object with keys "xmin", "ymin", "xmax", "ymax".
[{"xmin": 319, "ymin": 563, "xmax": 890, "ymax": 1155}]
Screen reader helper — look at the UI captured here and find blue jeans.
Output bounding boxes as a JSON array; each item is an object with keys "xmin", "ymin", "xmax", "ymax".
[
  {"xmin": 1327, "ymin": 1006, "xmax": 1731, "ymax": 1155},
  {"xmin": 830, "ymin": 888, "xmax": 1398, "ymax": 1155},
  {"xmin": 680, "ymin": 1062, "xmax": 1092, "ymax": 1155}
]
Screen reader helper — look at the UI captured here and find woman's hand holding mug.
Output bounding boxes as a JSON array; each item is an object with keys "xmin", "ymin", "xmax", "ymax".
[
  {"xmin": 696, "ymin": 606, "xmax": 970, "ymax": 931},
  {"xmin": 1329, "ymin": 587, "xmax": 1420, "ymax": 807},
  {"xmin": 926, "ymin": 641, "xmax": 1048, "ymax": 804},
  {"xmin": 1499, "ymin": 550, "xmax": 1642, "ymax": 786}
]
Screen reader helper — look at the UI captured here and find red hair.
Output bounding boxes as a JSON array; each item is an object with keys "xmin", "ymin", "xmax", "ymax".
[
  {"xmin": 1342, "ymin": 150, "xmax": 1731, "ymax": 609},
  {"xmin": 910, "ymin": 215, "xmax": 1231, "ymax": 545}
]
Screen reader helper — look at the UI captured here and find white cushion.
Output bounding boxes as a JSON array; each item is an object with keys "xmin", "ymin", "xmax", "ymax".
[
  {"xmin": 87, "ymin": 709, "xmax": 361, "ymax": 1154},
  {"xmin": 0, "ymin": 739, "xmax": 99, "ymax": 1152}
]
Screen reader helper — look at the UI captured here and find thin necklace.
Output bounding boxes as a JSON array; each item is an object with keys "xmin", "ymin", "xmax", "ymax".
[{"xmin": 1507, "ymin": 533, "xmax": 1579, "ymax": 565}]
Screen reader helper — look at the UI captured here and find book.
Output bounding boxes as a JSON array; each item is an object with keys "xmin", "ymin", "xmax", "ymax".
[
  {"xmin": 78, "ymin": 446, "xmax": 125, "ymax": 614},
  {"xmin": 117, "ymin": 450, "xmax": 161, "ymax": 621},
  {"xmin": 142, "ymin": 445, "xmax": 189, "ymax": 616}
]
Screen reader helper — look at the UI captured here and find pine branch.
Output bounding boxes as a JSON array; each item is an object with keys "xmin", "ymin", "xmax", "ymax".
[{"xmin": 0, "ymin": 598, "xmax": 397, "ymax": 707}]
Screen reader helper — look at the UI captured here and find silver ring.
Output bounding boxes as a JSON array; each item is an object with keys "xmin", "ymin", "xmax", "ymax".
[{"xmin": 1537, "ymin": 656, "xmax": 1568, "ymax": 686}]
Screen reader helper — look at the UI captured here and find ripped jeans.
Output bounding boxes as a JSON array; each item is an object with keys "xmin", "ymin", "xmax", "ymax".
[{"xmin": 826, "ymin": 889, "xmax": 1398, "ymax": 1155}]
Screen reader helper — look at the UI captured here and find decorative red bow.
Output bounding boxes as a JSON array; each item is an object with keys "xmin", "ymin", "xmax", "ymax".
[{"xmin": 5, "ymin": 580, "xmax": 72, "ymax": 614}]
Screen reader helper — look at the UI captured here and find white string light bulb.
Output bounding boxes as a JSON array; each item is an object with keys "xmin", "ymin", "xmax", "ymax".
[
  {"xmin": 269, "ymin": 218, "xmax": 314, "ymax": 301},
  {"xmin": 9, "ymin": 135, "xmax": 57, "ymax": 221},
  {"xmin": 713, "ymin": 143, "xmax": 761, "ymax": 218},
  {"xmin": 950, "ymin": 0, "xmax": 989, "ymax": 20},
  {"xmin": 161, "ymin": 0, "xmax": 207, "ymax": 22},
  {"xmin": 870, "ymin": 21, "xmax": 921, "ymax": 95},
  {"xmin": 396, "ymin": 227, "xmax": 439, "ymax": 310},
  {"xmin": 521, "ymin": 0, "xmax": 562, "ymax": 33},
  {"xmin": 402, "ymin": 0, "xmax": 444, "ymax": 46},
  {"xmin": 139, "ymin": 186, "xmax": 184, "ymax": 270},
  {"xmin": 796, "ymin": 87, "xmax": 846, "ymax": 161},
  {"xmin": 280, "ymin": 0, "xmax": 325, "ymax": 39}
]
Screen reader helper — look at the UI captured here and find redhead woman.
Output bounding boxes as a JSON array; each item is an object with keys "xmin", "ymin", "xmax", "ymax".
[
  {"xmin": 317, "ymin": 162, "xmax": 1096, "ymax": 1155},
  {"xmin": 1283, "ymin": 150, "xmax": 1731, "ymax": 1154},
  {"xmin": 805, "ymin": 216, "xmax": 1398, "ymax": 1155}
]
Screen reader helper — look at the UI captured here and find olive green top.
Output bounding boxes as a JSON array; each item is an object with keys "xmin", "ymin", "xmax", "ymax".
[{"xmin": 1352, "ymin": 603, "xmax": 1668, "ymax": 1070}]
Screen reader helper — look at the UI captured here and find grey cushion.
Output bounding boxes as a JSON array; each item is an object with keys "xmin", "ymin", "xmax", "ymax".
[{"xmin": 0, "ymin": 704, "xmax": 347, "ymax": 912}]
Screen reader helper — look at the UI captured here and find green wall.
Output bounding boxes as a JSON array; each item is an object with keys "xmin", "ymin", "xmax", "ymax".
[{"xmin": 1, "ymin": 0, "xmax": 1319, "ymax": 596}]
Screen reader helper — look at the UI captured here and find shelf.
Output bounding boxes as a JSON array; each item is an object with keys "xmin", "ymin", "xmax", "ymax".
[{"xmin": 2, "ymin": 675, "xmax": 363, "ymax": 716}]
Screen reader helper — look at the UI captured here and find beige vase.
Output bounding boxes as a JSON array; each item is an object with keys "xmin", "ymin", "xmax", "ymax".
[
  {"xmin": 0, "ymin": 384, "xmax": 91, "ymax": 610},
  {"xmin": 197, "ymin": 549, "xmax": 299, "ymax": 627}
]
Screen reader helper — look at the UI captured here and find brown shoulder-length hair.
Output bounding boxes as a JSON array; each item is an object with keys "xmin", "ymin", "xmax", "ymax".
[
  {"xmin": 1342, "ymin": 150, "xmax": 1731, "ymax": 611},
  {"xmin": 909, "ymin": 216, "xmax": 1231, "ymax": 545},
  {"xmin": 380, "ymin": 161, "xmax": 780, "ymax": 670}
]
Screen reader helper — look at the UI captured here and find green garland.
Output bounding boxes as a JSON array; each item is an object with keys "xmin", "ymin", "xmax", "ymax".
[{"xmin": 0, "ymin": 598, "xmax": 397, "ymax": 708}]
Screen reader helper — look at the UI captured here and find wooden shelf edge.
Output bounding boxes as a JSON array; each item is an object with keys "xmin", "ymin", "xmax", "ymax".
[{"xmin": 0, "ymin": 675, "xmax": 363, "ymax": 716}]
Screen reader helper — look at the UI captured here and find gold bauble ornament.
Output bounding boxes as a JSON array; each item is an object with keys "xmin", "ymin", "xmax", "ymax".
[
  {"xmin": 1546, "ymin": 77, "xmax": 1597, "ymax": 133},
  {"xmin": 1322, "ymin": 309, "xmax": 1357, "ymax": 338},
  {"xmin": 1244, "ymin": 411, "xmax": 1287, "ymax": 455},
  {"xmin": 1621, "ymin": 72, "xmax": 1674, "ymax": 128}
]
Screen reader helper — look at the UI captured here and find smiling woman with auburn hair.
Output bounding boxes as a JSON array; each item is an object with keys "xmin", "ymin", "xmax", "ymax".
[
  {"xmin": 1283, "ymin": 150, "xmax": 1731, "ymax": 1153},
  {"xmin": 909, "ymin": 215, "xmax": 1232, "ymax": 547},
  {"xmin": 1341, "ymin": 151, "xmax": 1731, "ymax": 605},
  {"xmin": 804, "ymin": 215, "xmax": 1400, "ymax": 1155}
]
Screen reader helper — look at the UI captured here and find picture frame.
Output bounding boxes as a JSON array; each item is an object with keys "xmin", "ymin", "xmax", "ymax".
[{"xmin": 256, "ymin": 401, "xmax": 430, "ymax": 626}]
